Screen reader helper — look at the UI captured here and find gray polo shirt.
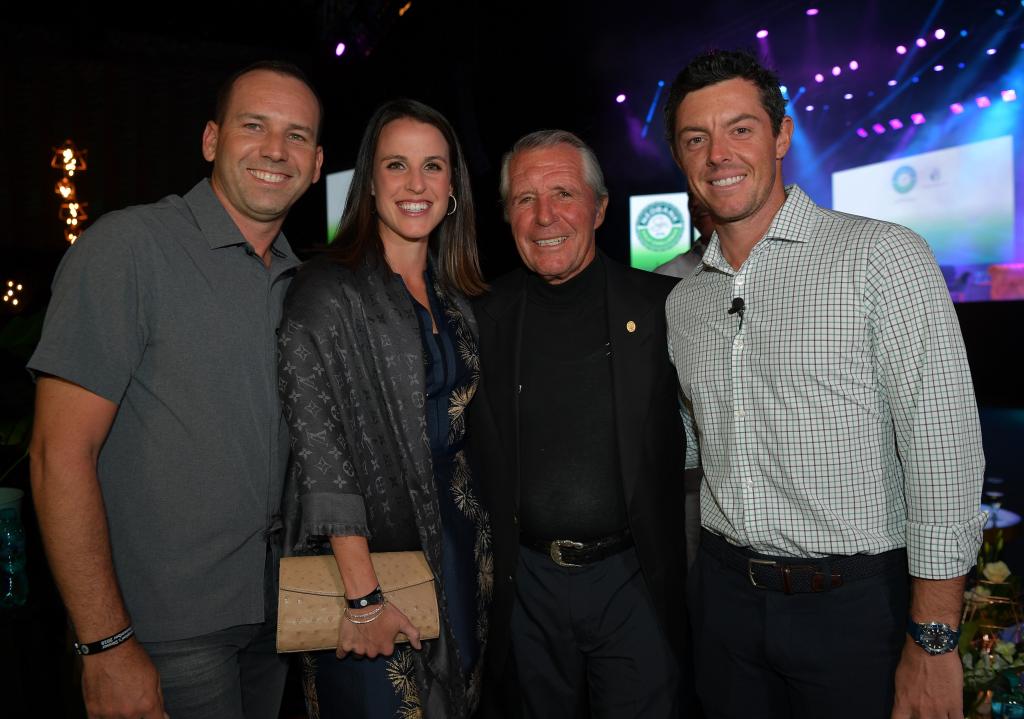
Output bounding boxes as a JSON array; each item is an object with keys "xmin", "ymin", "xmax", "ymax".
[{"xmin": 29, "ymin": 180, "xmax": 300, "ymax": 642}]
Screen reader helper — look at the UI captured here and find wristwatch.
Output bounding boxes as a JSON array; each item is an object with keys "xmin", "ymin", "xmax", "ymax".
[{"xmin": 907, "ymin": 620, "xmax": 960, "ymax": 655}]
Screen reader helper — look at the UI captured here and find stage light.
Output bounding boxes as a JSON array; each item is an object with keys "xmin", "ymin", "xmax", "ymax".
[
  {"xmin": 806, "ymin": 8, "xmax": 819, "ymax": 16},
  {"xmin": 780, "ymin": 85, "xmax": 789, "ymax": 99},
  {"xmin": 996, "ymin": 7, "xmax": 1005, "ymax": 16},
  {"xmin": 976, "ymin": 96, "xmax": 992, "ymax": 108},
  {"xmin": 805, "ymin": 105, "xmax": 814, "ymax": 111},
  {"xmin": 934, "ymin": 65, "xmax": 944, "ymax": 72},
  {"xmin": 935, "ymin": 29, "xmax": 946, "ymax": 40},
  {"xmin": 1003, "ymin": 89, "xmax": 1018, "ymax": 102},
  {"xmin": 960, "ymin": 30, "xmax": 968, "ymax": 37},
  {"xmin": 867, "ymin": 90, "xmax": 875, "ymax": 97},
  {"xmin": 950, "ymin": 102, "xmax": 965, "ymax": 114},
  {"xmin": 916, "ymin": 38, "xmax": 927, "ymax": 48},
  {"xmin": 872, "ymin": 123, "xmax": 886, "ymax": 134},
  {"xmin": 959, "ymin": 62, "xmax": 966, "ymax": 69},
  {"xmin": 912, "ymin": 76, "xmax": 920, "ymax": 83},
  {"xmin": 856, "ymin": 128, "xmax": 869, "ymax": 138},
  {"xmin": 849, "ymin": 60, "xmax": 859, "ymax": 70},
  {"xmin": 888, "ymin": 80, "xmax": 897, "ymax": 87},
  {"xmin": 843, "ymin": 93, "xmax": 853, "ymax": 100},
  {"xmin": 832, "ymin": 66, "xmax": 841, "ymax": 76},
  {"xmin": 911, "ymin": 113, "xmax": 926, "ymax": 125},
  {"xmin": 756, "ymin": 29, "xmax": 769, "ymax": 39},
  {"xmin": 889, "ymin": 118, "xmax": 904, "ymax": 130},
  {"xmin": 815, "ymin": 73, "xmax": 824, "ymax": 83},
  {"xmin": 615, "ymin": 94, "xmax": 626, "ymax": 103},
  {"xmin": 897, "ymin": 45, "xmax": 907, "ymax": 55},
  {"xmin": 398, "ymin": 1, "xmax": 412, "ymax": 15},
  {"xmin": 987, "ymin": 48, "xmax": 997, "ymax": 55},
  {"xmin": 335, "ymin": 42, "xmax": 346, "ymax": 56}
]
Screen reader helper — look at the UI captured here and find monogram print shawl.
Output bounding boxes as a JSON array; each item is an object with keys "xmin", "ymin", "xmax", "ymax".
[{"xmin": 278, "ymin": 255, "xmax": 491, "ymax": 716}]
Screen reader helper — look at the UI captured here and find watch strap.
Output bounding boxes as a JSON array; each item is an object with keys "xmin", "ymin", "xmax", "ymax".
[{"xmin": 906, "ymin": 620, "xmax": 960, "ymax": 655}]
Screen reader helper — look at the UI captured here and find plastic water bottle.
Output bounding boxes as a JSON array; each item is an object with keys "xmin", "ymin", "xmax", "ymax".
[{"xmin": 0, "ymin": 507, "xmax": 28, "ymax": 608}]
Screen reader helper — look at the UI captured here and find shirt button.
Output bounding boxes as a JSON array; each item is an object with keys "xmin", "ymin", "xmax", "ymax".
[
  {"xmin": 734, "ymin": 408, "xmax": 746, "ymax": 418},
  {"xmin": 735, "ymin": 339, "xmax": 744, "ymax": 350}
]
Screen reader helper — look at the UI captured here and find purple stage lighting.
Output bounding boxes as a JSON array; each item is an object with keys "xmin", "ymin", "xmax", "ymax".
[
  {"xmin": 849, "ymin": 60, "xmax": 859, "ymax": 70},
  {"xmin": 856, "ymin": 128, "xmax": 869, "ymax": 138},
  {"xmin": 911, "ymin": 113, "xmax": 926, "ymax": 125},
  {"xmin": 806, "ymin": 7, "xmax": 819, "ymax": 15},
  {"xmin": 756, "ymin": 29, "xmax": 769, "ymax": 39},
  {"xmin": 805, "ymin": 105, "xmax": 814, "ymax": 111},
  {"xmin": 1003, "ymin": 89, "xmax": 1018, "ymax": 102},
  {"xmin": 843, "ymin": 93, "xmax": 853, "ymax": 100},
  {"xmin": 832, "ymin": 66, "xmax": 841, "ymax": 76},
  {"xmin": 934, "ymin": 29, "xmax": 946, "ymax": 39},
  {"xmin": 987, "ymin": 48, "xmax": 997, "ymax": 55},
  {"xmin": 815, "ymin": 73, "xmax": 825, "ymax": 83},
  {"xmin": 872, "ymin": 123, "xmax": 886, "ymax": 135},
  {"xmin": 888, "ymin": 79, "xmax": 897, "ymax": 87},
  {"xmin": 950, "ymin": 103, "xmax": 965, "ymax": 114},
  {"xmin": 976, "ymin": 96, "xmax": 992, "ymax": 108},
  {"xmin": 335, "ymin": 42, "xmax": 346, "ymax": 56},
  {"xmin": 896, "ymin": 45, "xmax": 907, "ymax": 55},
  {"xmin": 934, "ymin": 65, "xmax": 944, "ymax": 72},
  {"xmin": 888, "ymin": 118, "xmax": 904, "ymax": 130},
  {"xmin": 615, "ymin": 94, "xmax": 626, "ymax": 103},
  {"xmin": 916, "ymin": 38, "xmax": 927, "ymax": 48}
]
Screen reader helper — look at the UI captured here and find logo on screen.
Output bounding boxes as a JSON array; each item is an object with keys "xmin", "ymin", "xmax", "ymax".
[
  {"xmin": 636, "ymin": 202, "xmax": 684, "ymax": 251},
  {"xmin": 892, "ymin": 165, "xmax": 917, "ymax": 194}
]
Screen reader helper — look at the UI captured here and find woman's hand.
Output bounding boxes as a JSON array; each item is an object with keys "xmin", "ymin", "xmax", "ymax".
[{"xmin": 336, "ymin": 601, "xmax": 423, "ymax": 659}]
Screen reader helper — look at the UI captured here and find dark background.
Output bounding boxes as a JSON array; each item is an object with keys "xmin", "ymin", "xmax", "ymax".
[{"xmin": 2, "ymin": 1, "xmax": 1023, "ymax": 714}]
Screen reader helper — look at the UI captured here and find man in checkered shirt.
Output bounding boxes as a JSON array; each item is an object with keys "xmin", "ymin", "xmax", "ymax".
[{"xmin": 664, "ymin": 49, "xmax": 985, "ymax": 719}]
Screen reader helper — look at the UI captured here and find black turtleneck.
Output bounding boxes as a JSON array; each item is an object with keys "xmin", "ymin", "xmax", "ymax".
[{"xmin": 518, "ymin": 256, "xmax": 628, "ymax": 541}]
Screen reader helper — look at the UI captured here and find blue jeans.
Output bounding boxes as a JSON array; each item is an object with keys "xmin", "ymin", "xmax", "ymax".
[{"xmin": 142, "ymin": 617, "xmax": 287, "ymax": 719}]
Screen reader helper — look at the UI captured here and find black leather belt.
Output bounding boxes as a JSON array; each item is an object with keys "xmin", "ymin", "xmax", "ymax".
[
  {"xmin": 521, "ymin": 528, "xmax": 633, "ymax": 567},
  {"xmin": 701, "ymin": 529, "xmax": 906, "ymax": 594}
]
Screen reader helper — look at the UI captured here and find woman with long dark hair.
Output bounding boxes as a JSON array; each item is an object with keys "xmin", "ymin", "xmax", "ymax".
[{"xmin": 279, "ymin": 99, "xmax": 490, "ymax": 718}]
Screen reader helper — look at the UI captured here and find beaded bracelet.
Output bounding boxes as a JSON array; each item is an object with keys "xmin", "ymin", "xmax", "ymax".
[{"xmin": 344, "ymin": 597, "xmax": 389, "ymax": 624}]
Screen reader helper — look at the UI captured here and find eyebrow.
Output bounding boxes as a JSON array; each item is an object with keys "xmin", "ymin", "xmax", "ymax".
[
  {"xmin": 677, "ymin": 112, "xmax": 763, "ymax": 135},
  {"xmin": 379, "ymin": 154, "xmax": 448, "ymax": 163},
  {"xmin": 237, "ymin": 112, "xmax": 315, "ymax": 135}
]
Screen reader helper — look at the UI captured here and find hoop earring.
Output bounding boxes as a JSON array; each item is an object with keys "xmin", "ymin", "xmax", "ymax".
[{"xmin": 446, "ymin": 194, "xmax": 458, "ymax": 216}]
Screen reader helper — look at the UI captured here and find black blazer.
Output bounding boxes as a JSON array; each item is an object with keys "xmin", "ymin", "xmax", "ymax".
[{"xmin": 468, "ymin": 255, "xmax": 689, "ymax": 693}]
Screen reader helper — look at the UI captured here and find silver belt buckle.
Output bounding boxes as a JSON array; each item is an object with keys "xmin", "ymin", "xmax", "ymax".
[
  {"xmin": 748, "ymin": 558, "xmax": 777, "ymax": 589},
  {"xmin": 550, "ymin": 539, "xmax": 585, "ymax": 567}
]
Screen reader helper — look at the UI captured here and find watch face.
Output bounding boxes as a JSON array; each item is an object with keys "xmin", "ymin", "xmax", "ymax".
[{"xmin": 917, "ymin": 623, "xmax": 956, "ymax": 654}]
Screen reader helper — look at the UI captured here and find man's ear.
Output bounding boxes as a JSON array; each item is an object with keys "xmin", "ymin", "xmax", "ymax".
[
  {"xmin": 593, "ymin": 195, "xmax": 609, "ymax": 230},
  {"xmin": 775, "ymin": 116, "xmax": 794, "ymax": 160},
  {"xmin": 202, "ymin": 121, "xmax": 219, "ymax": 162}
]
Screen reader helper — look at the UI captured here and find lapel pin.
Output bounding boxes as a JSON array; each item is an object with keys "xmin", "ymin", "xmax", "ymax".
[{"xmin": 626, "ymin": 320, "xmax": 636, "ymax": 333}]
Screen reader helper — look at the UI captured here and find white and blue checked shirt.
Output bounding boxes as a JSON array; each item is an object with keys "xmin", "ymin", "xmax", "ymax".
[{"xmin": 666, "ymin": 185, "xmax": 986, "ymax": 580}]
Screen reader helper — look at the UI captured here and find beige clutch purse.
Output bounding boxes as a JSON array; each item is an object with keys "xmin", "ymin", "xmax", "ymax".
[{"xmin": 277, "ymin": 551, "xmax": 440, "ymax": 653}]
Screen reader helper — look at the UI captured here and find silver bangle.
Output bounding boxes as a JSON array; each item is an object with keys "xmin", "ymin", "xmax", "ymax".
[{"xmin": 344, "ymin": 597, "xmax": 388, "ymax": 624}]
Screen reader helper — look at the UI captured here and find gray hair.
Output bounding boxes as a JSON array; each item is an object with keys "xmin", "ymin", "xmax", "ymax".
[{"xmin": 499, "ymin": 130, "xmax": 608, "ymax": 217}]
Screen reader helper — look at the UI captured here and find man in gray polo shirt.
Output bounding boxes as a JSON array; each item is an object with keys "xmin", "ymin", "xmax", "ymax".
[{"xmin": 28, "ymin": 61, "xmax": 323, "ymax": 719}]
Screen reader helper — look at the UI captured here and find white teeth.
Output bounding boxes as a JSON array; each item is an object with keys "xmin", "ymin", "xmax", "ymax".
[
  {"xmin": 712, "ymin": 175, "xmax": 745, "ymax": 187},
  {"xmin": 249, "ymin": 169, "xmax": 287, "ymax": 183},
  {"xmin": 398, "ymin": 202, "xmax": 430, "ymax": 212},
  {"xmin": 535, "ymin": 237, "xmax": 566, "ymax": 247}
]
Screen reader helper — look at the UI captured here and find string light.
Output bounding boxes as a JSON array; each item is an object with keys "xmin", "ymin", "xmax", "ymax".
[{"xmin": 51, "ymin": 139, "xmax": 88, "ymax": 243}]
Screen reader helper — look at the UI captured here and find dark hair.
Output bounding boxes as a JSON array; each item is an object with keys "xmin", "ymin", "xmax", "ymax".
[
  {"xmin": 498, "ymin": 129, "xmax": 607, "ymax": 219},
  {"xmin": 663, "ymin": 49, "xmax": 786, "ymax": 147},
  {"xmin": 331, "ymin": 99, "xmax": 486, "ymax": 297},
  {"xmin": 214, "ymin": 61, "xmax": 324, "ymax": 143}
]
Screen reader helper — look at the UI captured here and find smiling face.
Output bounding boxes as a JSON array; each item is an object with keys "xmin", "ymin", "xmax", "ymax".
[
  {"xmin": 506, "ymin": 144, "xmax": 608, "ymax": 285},
  {"xmin": 672, "ymin": 77, "xmax": 792, "ymax": 240},
  {"xmin": 202, "ymin": 69, "xmax": 323, "ymax": 236},
  {"xmin": 371, "ymin": 117, "xmax": 452, "ymax": 248}
]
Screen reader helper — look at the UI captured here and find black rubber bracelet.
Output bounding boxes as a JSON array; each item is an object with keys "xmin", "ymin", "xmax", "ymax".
[
  {"xmin": 73, "ymin": 625, "xmax": 135, "ymax": 656},
  {"xmin": 346, "ymin": 585, "xmax": 385, "ymax": 609}
]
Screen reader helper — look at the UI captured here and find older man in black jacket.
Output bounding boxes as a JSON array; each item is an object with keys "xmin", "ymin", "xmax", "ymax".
[{"xmin": 470, "ymin": 129, "xmax": 691, "ymax": 718}]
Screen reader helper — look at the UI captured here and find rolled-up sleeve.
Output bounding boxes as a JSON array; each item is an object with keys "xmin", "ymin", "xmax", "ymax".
[
  {"xmin": 279, "ymin": 279, "xmax": 369, "ymax": 548},
  {"xmin": 866, "ymin": 226, "xmax": 986, "ymax": 579}
]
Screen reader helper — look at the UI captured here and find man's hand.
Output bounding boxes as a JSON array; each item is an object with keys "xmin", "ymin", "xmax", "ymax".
[
  {"xmin": 336, "ymin": 602, "xmax": 423, "ymax": 659},
  {"xmin": 891, "ymin": 637, "xmax": 963, "ymax": 719},
  {"xmin": 81, "ymin": 639, "xmax": 168, "ymax": 719}
]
